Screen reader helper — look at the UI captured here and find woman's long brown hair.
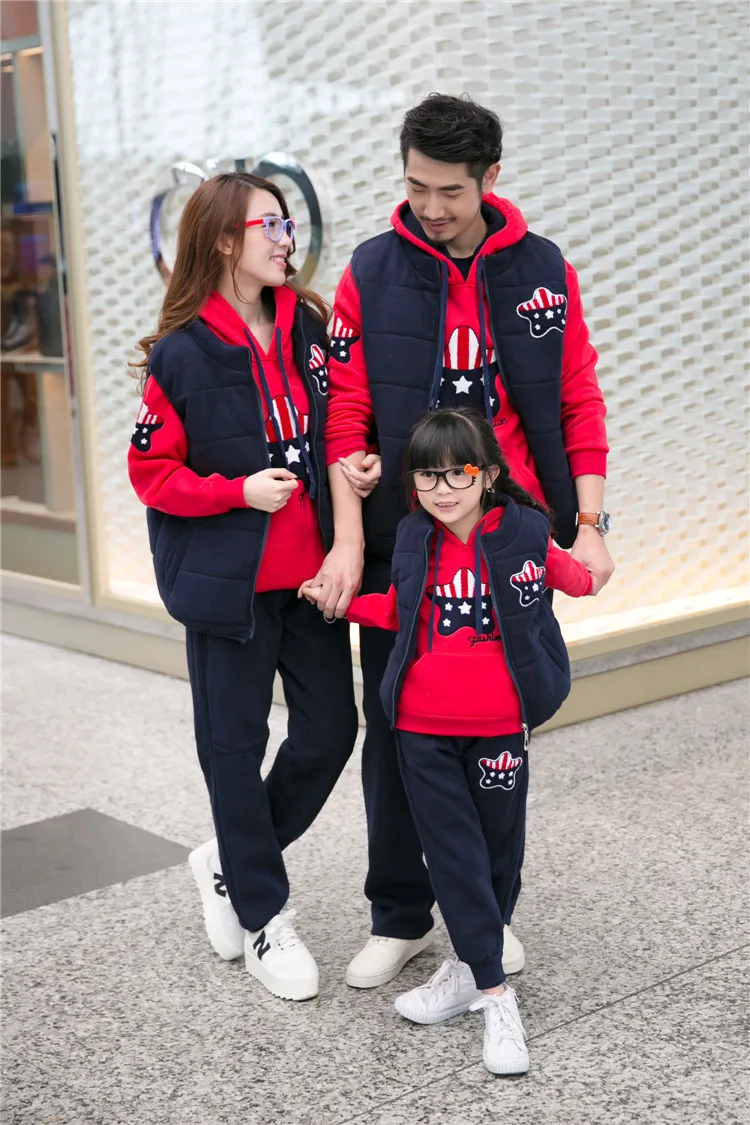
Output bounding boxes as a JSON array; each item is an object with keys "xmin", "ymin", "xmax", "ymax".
[{"xmin": 134, "ymin": 172, "xmax": 330, "ymax": 377}]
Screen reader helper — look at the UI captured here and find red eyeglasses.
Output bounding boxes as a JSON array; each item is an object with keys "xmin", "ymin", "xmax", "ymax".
[{"xmin": 238, "ymin": 216, "xmax": 296, "ymax": 243}]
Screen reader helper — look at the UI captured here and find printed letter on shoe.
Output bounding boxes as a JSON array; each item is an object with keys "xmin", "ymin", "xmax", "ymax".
[
  {"xmin": 188, "ymin": 838, "xmax": 245, "ymax": 961},
  {"xmin": 244, "ymin": 909, "xmax": 319, "ymax": 1001}
]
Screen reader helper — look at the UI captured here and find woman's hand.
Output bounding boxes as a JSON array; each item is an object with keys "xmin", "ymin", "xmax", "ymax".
[
  {"xmin": 243, "ymin": 468, "xmax": 299, "ymax": 512},
  {"xmin": 338, "ymin": 454, "xmax": 381, "ymax": 498}
]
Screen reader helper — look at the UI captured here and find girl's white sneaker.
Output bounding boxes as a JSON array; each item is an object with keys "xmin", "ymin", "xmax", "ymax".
[
  {"xmin": 244, "ymin": 909, "xmax": 319, "ymax": 1001},
  {"xmin": 188, "ymin": 838, "xmax": 245, "ymax": 961},
  {"xmin": 470, "ymin": 987, "xmax": 530, "ymax": 1076},
  {"xmin": 395, "ymin": 957, "xmax": 482, "ymax": 1024},
  {"xmin": 502, "ymin": 926, "xmax": 525, "ymax": 974}
]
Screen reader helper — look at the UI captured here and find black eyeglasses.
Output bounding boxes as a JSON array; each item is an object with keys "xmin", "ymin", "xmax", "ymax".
[{"xmin": 412, "ymin": 465, "xmax": 482, "ymax": 492}]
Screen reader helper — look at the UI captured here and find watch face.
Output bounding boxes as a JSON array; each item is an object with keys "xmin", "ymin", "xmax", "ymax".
[{"xmin": 598, "ymin": 511, "xmax": 612, "ymax": 535}]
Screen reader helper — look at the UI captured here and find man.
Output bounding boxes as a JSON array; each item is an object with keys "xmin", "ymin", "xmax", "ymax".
[{"xmin": 313, "ymin": 93, "xmax": 614, "ymax": 990}]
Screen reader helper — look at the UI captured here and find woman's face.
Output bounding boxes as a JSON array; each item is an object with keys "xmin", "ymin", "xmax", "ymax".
[{"xmin": 233, "ymin": 188, "xmax": 294, "ymax": 291}]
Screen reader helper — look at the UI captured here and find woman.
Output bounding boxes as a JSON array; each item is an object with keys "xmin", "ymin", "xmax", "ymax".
[{"xmin": 128, "ymin": 172, "xmax": 358, "ymax": 1001}]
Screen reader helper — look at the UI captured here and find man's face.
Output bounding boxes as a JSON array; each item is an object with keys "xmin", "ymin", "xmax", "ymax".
[{"xmin": 404, "ymin": 149, "xmax": 497, "ymax": 246}]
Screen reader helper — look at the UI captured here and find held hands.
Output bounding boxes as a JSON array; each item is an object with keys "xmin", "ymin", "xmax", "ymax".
[
  {"xmin": 297, "ymin": 541, "xmax": 364, "ymax": 618},
  {"xmin": 338, "ymin": 454, "xmax": 382, "ymax": 498},
  {"xmin": 243, "ymin": 468, "xmax": 299, "ymax": 513},
  {"xmin": 571, "ymin": 525, "xmax": 615, "ymax": 595}
]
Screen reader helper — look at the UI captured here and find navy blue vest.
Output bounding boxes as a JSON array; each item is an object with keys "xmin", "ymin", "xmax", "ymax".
[
  {"xmin": 145, "ymin": 306, "xmax": 331, "ymax": 641},
  {"xmin": 380, "ymin": 501, "xmax": 572, "ymax": 732},
  {"xmin": 351, "ymin": 220, "xmax": 578, "ymax": 557}
]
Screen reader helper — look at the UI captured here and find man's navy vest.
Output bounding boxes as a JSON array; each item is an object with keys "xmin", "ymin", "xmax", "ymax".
[
  {"xmin": 351, "ymin": 222, "xmax": 578, "ymax": 558},
  {"xmin": 381, "ymin": 502, "xmax": 572, "ymax": 732},
  {"xmin": 145, "ymin": 307, "xmax": 331, "ymax": 642}
]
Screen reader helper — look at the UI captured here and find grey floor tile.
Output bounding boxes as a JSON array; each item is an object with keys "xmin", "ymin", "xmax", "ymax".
[
  {"xmin": 357, "ymin": 947, "xmax": 749, "ymax": 1125},
  {"xmin": 2, "ymin": 809, "xmax": 188, "ymax": 916}
]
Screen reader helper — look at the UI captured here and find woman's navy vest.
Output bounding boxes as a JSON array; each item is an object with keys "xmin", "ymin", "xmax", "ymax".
[
  {"xmin": 351, "ymin": 226, "xmax": 578, "ymax": 558},
  {"xmin": 381, "ymin": 501, "xmax": 572, "ymax": 732},
  {"xmin": 145, "ymin": 307, "xmax": 331, "ymax": 642}
]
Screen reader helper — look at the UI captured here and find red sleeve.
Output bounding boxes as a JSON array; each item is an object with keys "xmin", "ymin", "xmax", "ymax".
[
  {"xmin": 545, "ymin": 540, "xmax": 593, "ymax": 597},
  {"xmin": 128, "ymin": 375, "xmax": 247, "ymax": 517},
  {"xmin": 347, "ymin": 585, "xmax": 399, "ymax": 631},
  {"xmin": 561, "ymin": 261, "xmax": 609, "ymax": 479},
  {"xmin": 325, "ymin": 264, "xmax": 375, "ymax": 464}
]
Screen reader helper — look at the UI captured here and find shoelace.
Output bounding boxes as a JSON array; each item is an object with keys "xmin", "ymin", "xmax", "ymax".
[
  {"xmin": 421, "ymin": 957, "xmax": 463, "ymax": 1002},
  {"xmin": 264, "ymin": 908, "xmax": 302, "ymax": 952},
  {"xmin": 471, "ymin": 990, "xmax": 527, "ymax": 1047}
]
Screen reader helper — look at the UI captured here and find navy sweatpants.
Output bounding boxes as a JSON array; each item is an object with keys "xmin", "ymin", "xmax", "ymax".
[
  {"xmin": 359, "ymin": 556, "xmax": 435, "ymax": 938},
  {"xmin": 186, "ymin": 592, "xmax": 358, "ymax": 933},
  {"xmin": 396, "ymin": 730, "xmax": 529, "ymax": 989}
]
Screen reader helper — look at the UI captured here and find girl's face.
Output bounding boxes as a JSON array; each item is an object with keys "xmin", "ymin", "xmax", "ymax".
[
  {"xmin": 414, "ymin": 463, "xmax": 495, "ymax": 540},
  {"xmin": 230, "ymin": 188, "xmax": 294, "ymax": 292}
]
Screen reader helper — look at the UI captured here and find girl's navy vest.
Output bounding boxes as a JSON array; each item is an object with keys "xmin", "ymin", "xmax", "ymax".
[
  {"xmin": 381, "ymin": 502, "xmax": 572, "ymax": 732},
  {"xmin": 145, "ymin": 307, "xmax": 331, "ymax": 642},
  {"xmin": 351, "ymin": 223, "xmax": 578, "ymax": 558}
]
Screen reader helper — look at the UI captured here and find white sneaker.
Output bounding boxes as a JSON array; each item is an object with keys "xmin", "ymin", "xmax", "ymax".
[
  {"xmin": 244, "ymin": 909, "xmax": 319, "ymax": 1001},
  {"xmin": 188, "ymin": 837, "xmax": 244, "ymax": 961},
  {"xmin": 345, "ymin": 932, "xmax": 434, "ymax": 989},
  {"xmin": 503, "ymin": 925, "xmax": 525, "ymax": 975},
  {"xmin": 394, "ymin": 957, "xmax": 482, "ymax": 1024},
  {"xmin": 470, "ymin": 987, "xmax": 530, "ymax": 1075}
]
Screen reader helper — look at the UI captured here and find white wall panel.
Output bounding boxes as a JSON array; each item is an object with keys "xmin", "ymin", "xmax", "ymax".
[{"xmin": 64, "ymin": 0, "xmax": 749, "ymax": 637}]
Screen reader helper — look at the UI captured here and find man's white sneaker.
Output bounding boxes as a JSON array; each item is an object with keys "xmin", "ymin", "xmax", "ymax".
[
  {"xmin": 188, "ymin": 838, "xmax": 244, "ymax": 961},
  {"xmin": 345, "ymin": 932, "xmax": 434, "ymax": 988},
  {"xmin": 394, "ymin": 957, "xmax": 482, "ymax": 1024},
  {"xmin": 503, "ymin": 925, "xmax": 525, "ymax": 975},
  {"xmin": 470, "ymin": 987, "xmax": 530, "ymax": 1076},
  {"xmin": 244, "ymin": 909, "xmax": 319, "ymax": 1001}
]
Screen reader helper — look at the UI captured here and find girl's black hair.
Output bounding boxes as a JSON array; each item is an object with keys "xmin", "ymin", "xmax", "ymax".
[{"xmin": 405, "ymin": 408, "xmax": 554, "ymax": 528}]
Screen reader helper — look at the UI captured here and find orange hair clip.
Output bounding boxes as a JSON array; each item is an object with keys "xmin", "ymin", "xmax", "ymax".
[{"xmin": 463, "ymin": 463, "xmax": 480, "ymax": 477}]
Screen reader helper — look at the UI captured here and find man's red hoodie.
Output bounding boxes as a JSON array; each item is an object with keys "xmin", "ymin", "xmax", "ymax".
[
  {"xmin": 128, "ymin": 286, "xmax": 325, "ymax": 592},
  {"xmin": 347, "ymin": 506, "xmax": 592, "ymax": 737},
  {"xmin": 326, "ymin": 195, "xmax": 608, "ymax": 504}
]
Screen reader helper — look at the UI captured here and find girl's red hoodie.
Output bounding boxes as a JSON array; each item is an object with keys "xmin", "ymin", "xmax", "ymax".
[
  {"xmin": 347, "ymin": 506, "xmax": 592, "ymax": 737},
  {"xmin": 128, "ymin": 286, "xmax": 325, "ymax": 592}
]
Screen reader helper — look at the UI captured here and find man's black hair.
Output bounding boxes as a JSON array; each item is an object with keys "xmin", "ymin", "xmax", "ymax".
[{"xmin": 399, "ymin": 93, "xmax": 503, "ymax": 187}]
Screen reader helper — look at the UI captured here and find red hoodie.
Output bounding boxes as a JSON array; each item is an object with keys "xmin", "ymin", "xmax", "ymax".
[
  {"xmin": 326, "ymin": 195, "xmax": 608, "ymax": 503},
  {"xmin": 347, "ymin": 506, "xmax": 592, "ymax": 737},
  {"xmin": 128, "ymin": 286, "xmax": 325, "ymax": 593}
]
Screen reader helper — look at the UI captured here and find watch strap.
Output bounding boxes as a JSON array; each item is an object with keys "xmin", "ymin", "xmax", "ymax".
[{"xmin": 576, "ymin": 512, "xmax": 601, "ymax": 528}]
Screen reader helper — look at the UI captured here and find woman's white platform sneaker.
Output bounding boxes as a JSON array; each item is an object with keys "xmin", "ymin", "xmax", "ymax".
[
  {"xmin": 188, "ymin": 838, "xmax": 244, "ymax": 961},
  {"xmin": 245, "ymin": 909, "xmax": 319, "ymax": 1001}
]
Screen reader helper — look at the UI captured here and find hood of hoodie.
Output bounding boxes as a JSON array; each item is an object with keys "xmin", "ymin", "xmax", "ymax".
[
  {"xmin": 390, "ymin": 194, "xmax": 528, "ymax": 285},
  {"xmin": 200, "ymin": 284, "xmax": 297, "ymax": 357}
]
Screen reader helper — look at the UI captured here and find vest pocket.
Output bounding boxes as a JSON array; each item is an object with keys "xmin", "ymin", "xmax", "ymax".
[{"xmin": 163, "ymin": 525, "xmax": 192, "ymax": 591}]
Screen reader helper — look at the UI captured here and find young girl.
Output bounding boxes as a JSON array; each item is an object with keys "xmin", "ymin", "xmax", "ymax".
[
  {"xmin": 302, "ymin": 407, "xmax": 592, "ymax": 1073},
  {"xmin": 128, "ymin": 172, "xmax": 358, "ymax": 1001}
]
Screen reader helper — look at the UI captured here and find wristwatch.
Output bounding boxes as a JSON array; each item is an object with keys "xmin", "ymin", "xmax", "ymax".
[{"xmin": 576, "ymin": 510, "xmax": 612, "ymax": 536}]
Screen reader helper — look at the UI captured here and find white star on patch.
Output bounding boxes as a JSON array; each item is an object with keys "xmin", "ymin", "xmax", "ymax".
[
  {"xmin": 534, "ymin": 324, "xmax": 541, "ymax": 331},
  {"xmin": 532, "ymin": 582, "xmax": 539, "ymax": 591},
  {"xmin": 459, "ymin": 602, "xmax": 471, "ymax": 615},
  {"xmin": 286, "ymin": 445, "xmax": 301, "ymax": 464},
  {"xmin": 445, "ymin": 602, "xmax": 453, "ymax": 611},
  {"xmin": 545, "ymin": 309, "xmax": 555, "ymax": 319},
  {"xmin": 442, "ymin": 618, "xmax": 451, "ymax": 627},
  {"xmin": 499, "ymin": 772, "xmax": 505, "ymax": 779},
  {"xmin": 140, "ymin": 437, "xmax": 147, "ymax": 445},
  {"xmin": 483, "ymin": 617, "xmax": 490, "ymax": 625},
  {"xmin": 453, "ymin": 375, "xmax": 472, "ymax": 395}
]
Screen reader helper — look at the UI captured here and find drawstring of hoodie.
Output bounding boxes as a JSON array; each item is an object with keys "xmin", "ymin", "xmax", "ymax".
[
  {"xmin": 428, "ymin": 261, "xmax": 449, "ymax": 409},
  {"xmin": 275, "ymin": 326, "xmax": 317, "ymax": 498},
  {"xmin": 245, "ymin": 329, "xmax": 317, "ymax": 500},
  {"xmin": 475, "ymin": 256, "xmax": 495, "ymax": 426},
  {"xmin": 427, "ymin": 529, "xmax": 444, "ymax": 653},
  {"xmin": 473, "ymin": 531, "xmax": 484, "ymax": 634}
]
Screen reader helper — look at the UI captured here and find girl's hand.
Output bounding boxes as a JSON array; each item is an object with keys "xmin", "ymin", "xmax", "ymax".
[
  {"xmin": 298, "ymin": 580, "xmax": 324, "ymax": 604},
  {"xmin": 243, "ymin": 468, "xmax": 299, "ymax": 512},
  {"xmin": 338, "ymin": 454, "xmax": 381, "ymax": 498}
]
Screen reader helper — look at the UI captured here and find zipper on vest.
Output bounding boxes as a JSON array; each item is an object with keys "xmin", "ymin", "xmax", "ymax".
[
  {"xmin": 390, "ymin": 527, "xmax": 432, "ymax": 726},
  {"xmin": 486, "ymin": 308, "xmax": 518, "ymax": 413},
  {"xmin": 296, "ymin": 313, "xmax": 327, "ymax": 545},
  {"xmin": 479, "ymin": 539, "xmax": 529, "ymax": 731},
  {"xmin": 244, "ymin": 355, "xmax": 273, "ymax": 642}
]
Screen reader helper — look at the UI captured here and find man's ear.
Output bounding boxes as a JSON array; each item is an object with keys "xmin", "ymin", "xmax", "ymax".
[{"xmin": 483, "ymin": 162, "xmax": 500, "ymax": 194}]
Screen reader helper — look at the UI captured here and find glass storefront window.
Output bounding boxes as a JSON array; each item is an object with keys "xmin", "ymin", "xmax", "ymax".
[{"xmin": 1, "ymin": 0, "xmax": 78, "ymax": 584}]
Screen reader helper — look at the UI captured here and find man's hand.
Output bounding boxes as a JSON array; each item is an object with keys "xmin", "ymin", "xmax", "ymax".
[
  {"xmin": 305, "ymin": 541, "xmax": 364, "ymax": 618},
  {"xmin": 570, "ymin": 526, "xmax": 615, "ymax": 595},
  {"xmin": 338, "ymin": 454, "xmax": 381, "ymax": 498}
]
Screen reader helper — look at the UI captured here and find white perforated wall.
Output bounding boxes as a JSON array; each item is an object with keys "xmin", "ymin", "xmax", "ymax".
[{"xmin": 63, "ymin": 0, "xmax": 749, "ymax": 638}]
